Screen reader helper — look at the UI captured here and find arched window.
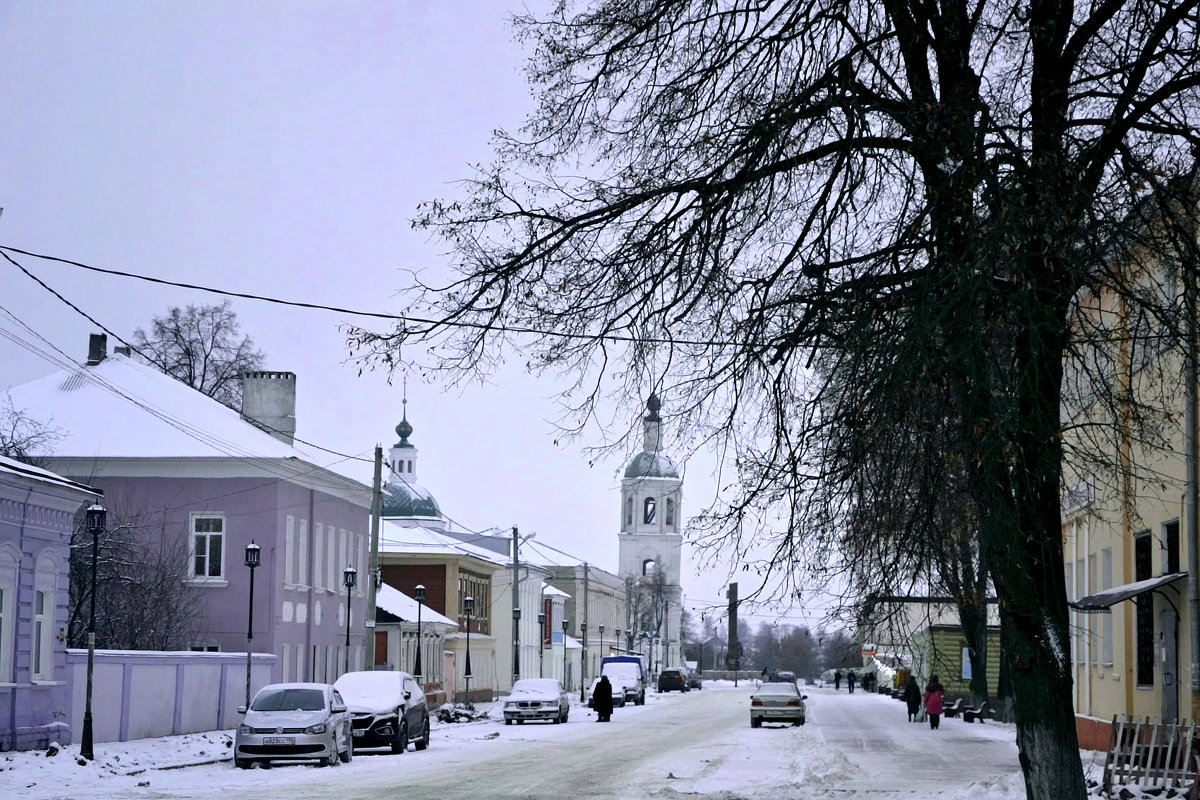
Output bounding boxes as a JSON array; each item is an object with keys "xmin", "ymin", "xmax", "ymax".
[
  {"xmin": 407, "ymin": 460, "xmax": 413, "ymax": 473},
  {"xmin": 643, "ymin": 497, "xmax": 656, "ymax": 524},
  {"xmin": 642, "ymin": 559, "xmax": 656, "ymax": 576},
  {"xmin": 0, "ymin": 543, "xmax": 17, "ymax": 683},
  {"xmin": 665, "ymin": 497, "xmax": 675, "ymax": 527},
  {"xmin": 625, "ymin": 496, "xmax": 633, "ymax": 527},
  {"xmin": 32, "ymin": 551, "xmax": 60, "ymax": 682}
]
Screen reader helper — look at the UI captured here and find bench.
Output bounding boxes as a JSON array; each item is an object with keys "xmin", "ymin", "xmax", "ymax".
[
  {"xmin": 963, "ymin": 701, "xmax": 988, "ymax": 723},
  {"xmin": 941, "ymin": 698, "xmax": 964, "ymax": 718},
  {"xmin": 1102, "ymin": 716, "xmax": 1200, "ymax": 798}
]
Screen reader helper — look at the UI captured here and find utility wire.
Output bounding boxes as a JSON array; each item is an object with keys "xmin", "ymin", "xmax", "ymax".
[{"xmin": 1, "ymin": 244, "xmax": 726, "ymax": 347}]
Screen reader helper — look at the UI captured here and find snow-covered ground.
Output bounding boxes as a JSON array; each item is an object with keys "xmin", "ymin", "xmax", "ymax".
[{"xmin": 0, "ymin": 682, "xmax": 1120, "ymax": 799}]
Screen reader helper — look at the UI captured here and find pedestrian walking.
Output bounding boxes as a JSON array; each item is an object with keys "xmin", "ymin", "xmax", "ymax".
[
  {"xmin": 847, "ymin": 671, "xmax": 856, "ymax": 693},
  {"xmin": 833, "ymin": 670, "xmax": 842, "ymax": 690},
  {"xmin": 593, "ymin": 675, "xmax": 614, "ymax": 722},
  {"xmin": 903, "ymin": 675, "xmax": 922, "ymax": 722},
  {"xmin": 924, "ymin": 674, "xmax": 945, "ymax": 730},
  {"xmin": 761, "ymin": 666, "xmax": 768, "ymax": 687}
]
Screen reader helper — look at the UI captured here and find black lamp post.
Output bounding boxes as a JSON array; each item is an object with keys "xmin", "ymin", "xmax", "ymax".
[
  {"xmin": 413, "ymin": 584, "xmax": 425, "ymax": 678},
  {"xmin": 343, "ymin": 565, "xmax": 357, "ymax": 675},
  {"xmin": 615, "ymin": 628, "xmax": 622, "ymax": 655},
  {"xmin": 81, "ymin": 503, "xmax": 105, "ymax": 761},
  {"xmin": 537, "ymin": 611, "xmax": 545, "ymax": 677},
  {"xmin": 512, "ymin": 607, "xmax": 522, "ymax": 684},
  {"xmin": 598, "ymin": 624, "xmax": 605, "ymax": 656},
  {"xmin": 464, "ymin": 595, "xmax": 474, "ymax": 703},
  {"xmin": 561, "ymin": 618, "xmax": 569, "ymax": 690},
  {"xmin": 243, "ymin": 540, "xmax": 261, "ymax": 708}
]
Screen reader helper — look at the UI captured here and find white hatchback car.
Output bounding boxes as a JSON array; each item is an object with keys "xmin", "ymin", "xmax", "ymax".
[
  {"xmin": 235, "ymin": 683, "xmax": 353, "ymax": 768},
  {"xmin": 750, "ymin": 681, "xmax": 807, "ymax": 727}
]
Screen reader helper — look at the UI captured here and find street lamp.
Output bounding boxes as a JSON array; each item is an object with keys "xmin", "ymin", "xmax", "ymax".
[
  {"xmin": 561, "ymin": 618, "xmax": 569, "ymax": 690},
  {"xmin": 343, "ymin": 565, "xmax": 357, "ymax": 675},
  {"xmin": 81, "ymin": 503, "xmax": 105, "ymax": 761},
  {"xmin": 243, "ymin": 541, "xmax": 261, "ymax": 708},
  {"xmin": 598, "ymin": 623, "xmax": 605, "ymax": 655},
  {"xmin": 413, "ymin": 584, "xmax": 425, "ymax": 678},
  {"xmin": 615, "ymin": 628, "xmax": 622, "ymax": 655},
  {"xmin": 512, "ymin": 606, "xmax": 522, "ymax": 685},
  {"xmin": 537, "ymin": 611, "xmax": 546, "ymax": 677},
  {"xmin": 464, "ymin": 595, "xmax": 474, "ymax": 703}
]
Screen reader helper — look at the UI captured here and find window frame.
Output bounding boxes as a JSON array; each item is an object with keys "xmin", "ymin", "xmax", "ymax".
[{"xmin": 188, "ymin": 513, "xmax": 227, "ymax": 583}]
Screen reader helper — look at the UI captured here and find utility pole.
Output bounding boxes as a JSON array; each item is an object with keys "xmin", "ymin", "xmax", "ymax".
[
  {"xmin": 512, "ymin": 525, "xmax": 521, "ymax": 686},
  {"xmin": 580, "ymin": 563, "xmax": 590, "ymax": 702},
  {"xmin": 1186, "ymin": 248, "xmax": 1200, "ymax": 701},
  {"xmin": 727, "ymin": 582, "xmax": 739, "ymax": 685},
  {"xmin": 365, "ymin": 445, "xmax": 382, "ymax": 670}
]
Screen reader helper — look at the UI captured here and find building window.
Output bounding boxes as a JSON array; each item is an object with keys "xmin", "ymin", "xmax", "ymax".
[
  {"xmin": 643, "ymin": 497, "xmax": 656, "ymax": 524},
  {"xmin": 191, "ymin": 515, "xmax": 225, "ymax": 579},
  {"xmin": 665, "ymin": 497, "xmax": 674, "ymax": 528},
  {"xmin": 0, "ymin": 546, "xmax": 16, "ymax": 683},
  {"xmin": 189, "ymin": 643, "xmax": 219, "ymax": 652},
  {"xmin": 642, "ymin": 559, "xmax": 656, "ymax": 576},
  {"xmin": 625, "ymin": 496, "xmax": 633, "ymax": 527},
  {"xmin": 1165, "ymin": 520, "xmax": 1181, "ymax": 574},
  {"xmin": 458, "ymin": 573, "xmax": 491, "ymax": 635},
  {"xmin": 1135, "ymin": 531, "xmax": 1154, "ymax": 686},
  {"xmin": 32, "ymin": 589, "xmax": 52, "ymax": 681}
]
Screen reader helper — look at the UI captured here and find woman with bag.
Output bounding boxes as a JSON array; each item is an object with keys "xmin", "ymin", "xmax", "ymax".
[{"xmin": 923, "ymin": 674, "xmax": 945, "ymax": 730}]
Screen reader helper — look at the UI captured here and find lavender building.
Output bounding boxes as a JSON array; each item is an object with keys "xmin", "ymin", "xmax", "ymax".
[
  {"xmin": 7, "ymin": 336, "xmax": 372, "ymax": 688},
  {"xmin": 0, "ymin": 455, "xmax": 99, "ymax": 749}
]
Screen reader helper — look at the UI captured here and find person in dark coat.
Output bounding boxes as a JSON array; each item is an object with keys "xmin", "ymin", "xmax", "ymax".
[
  {"xmin": 833, "ymin": 670, "xmax": 842, "ymax": 690},
  {"xmin": 847, "ymin": 670, "xmax": 856, "ymax": 693},
  {"xmin": 903, "ymin": 675, "xmax": 922, "ymax": 722},
  {"xmin": 924, "ymin": 674, "xmax": 945, "ymax": 730},
  {"xmin": 593, "ymin": 675, "xmax": 614, "ymax": 722}
]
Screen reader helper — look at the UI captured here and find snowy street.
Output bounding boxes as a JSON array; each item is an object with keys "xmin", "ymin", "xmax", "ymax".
[{"xmin": 1, "ymin": 682, "xmax": 1044, "ymax": 799}]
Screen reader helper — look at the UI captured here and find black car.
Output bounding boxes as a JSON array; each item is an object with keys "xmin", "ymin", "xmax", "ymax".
[
  {"xmin": 334, "ymin": 671, "xmax": 430, "ymax": 753},
  {"xmin": 687, "ymin": 670, "xmax": 703, "ymax": 690},
  {"xmin": 658, "ymin": 668, "xmax": 689, "ymax": 692}
]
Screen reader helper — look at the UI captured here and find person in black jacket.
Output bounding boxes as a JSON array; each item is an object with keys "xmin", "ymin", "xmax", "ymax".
[
  {"xmin": 593, "ymin": 675, "xmax": 614, "ymax": 722},
  {"xmin": 903, "ymin": 675, "xmax": 922, "ymax": 722},
  {"xmin": 847, "ymin": 670, "xmax": 856, "ymax": 693},
  {"xmin": 833, "ymin": 670, "xmax": 842, "ymax": 690}
]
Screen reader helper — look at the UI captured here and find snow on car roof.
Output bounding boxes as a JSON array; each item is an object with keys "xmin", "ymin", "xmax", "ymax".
[
  {"xmin": 333, "ymin": 671, "xmax": 408, "ymax": 707},
  {"xmin": 755, "ymin": 682, "xmax": 800, "ymax": 694},
  {"xmin": 511, "ymin": 678, "xmax": 561, "ymax": 694}
]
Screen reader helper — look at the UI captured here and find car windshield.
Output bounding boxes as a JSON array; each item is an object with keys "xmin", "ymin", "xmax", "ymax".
[
  {"xmin": 757, "ymin": 682, "xmax": 799, "ymax": 695},
  {"xmin": 251, "ymin": 688, "xmax": 326, "ymax": 712},
  {"xmin": 512, "ymin": 679, "xmax": 559, "ymax": 695}
]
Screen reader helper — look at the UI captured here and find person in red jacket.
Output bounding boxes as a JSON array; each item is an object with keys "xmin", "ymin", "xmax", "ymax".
[{"xmin": 924, "ymin": 675, "xmax": 945, "ymax": 730}]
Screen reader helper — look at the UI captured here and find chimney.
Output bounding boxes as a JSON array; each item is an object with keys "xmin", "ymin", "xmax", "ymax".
[
  {"xmin": 240, "ymin": 371, "xmax": 297, "ymax": 445},
  {"xmin": 86, "ymin": 333, "xmax": 107, "ymax": 366},
  {"xmin": 113, "ymin": 345, "xmax": 132, "ymax": 357}
]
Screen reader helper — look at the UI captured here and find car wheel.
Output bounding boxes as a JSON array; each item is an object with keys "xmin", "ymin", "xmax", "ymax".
[
  {"xmin": 414, "ymin": 717, "xmax": 430, "ymax": 751},
  {"xmin": 751, "ymin": 718, "xmax": 761, "ymax": 728},
  {"xmin": 505, "ymin": 719, "xmax": 512, "ymax": 725},
  {"xmin": 234, "ymin": 758, "xmax": 252, "ymax": 770},
  {"xmin": 553, "ymin": 713, "xmax": 561, "ymax": 724},
  {"xmin": 322, "ymin": 736, "xmax": 339, "ymax": 767},
  {"xmin": 799, "ymin": 717, "xmax": 806, "ymax": 726},
  {"xmin": 391, "ymin": 719, "xmax": 408, "ymax": 754}
]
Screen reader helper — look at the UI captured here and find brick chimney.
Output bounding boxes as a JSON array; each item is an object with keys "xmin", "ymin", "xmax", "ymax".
[
  {"xmin": 86, "ymin": 333, "xmax": 107, "ymax": 366},
  {"xmin": 240, "ymin": 371, "xmax": 297, "ymax": 445}
]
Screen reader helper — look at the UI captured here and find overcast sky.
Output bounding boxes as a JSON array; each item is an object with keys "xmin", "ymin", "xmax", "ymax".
[{"xmin": 0, "ymin": 1, "xmax": 828, "ymax": 632}]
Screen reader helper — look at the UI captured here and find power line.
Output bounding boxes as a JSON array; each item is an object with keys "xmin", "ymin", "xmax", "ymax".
[{"xmin": 1, "ymin": 244, "xmax": 731, "ymax": 347}]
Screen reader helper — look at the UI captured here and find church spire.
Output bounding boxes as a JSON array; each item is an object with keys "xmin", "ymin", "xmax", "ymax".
[
  {"xmin": 395, "ymin": 376, "xmax": 414, "ymax": 446},
  {"xmin": 643, "ymin": 393, "xmax": 662, "ymax": 452}
]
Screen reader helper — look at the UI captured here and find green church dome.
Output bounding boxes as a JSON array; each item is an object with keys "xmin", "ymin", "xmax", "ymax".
[{"xmin": 381, "ymin": 481, "xmax": 442, "ymax": 519}]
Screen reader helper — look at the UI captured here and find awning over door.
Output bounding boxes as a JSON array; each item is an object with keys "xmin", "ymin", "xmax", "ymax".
[{"xmin": 1069, "ymin": 572, "xmax": 1187, "ymax": 613}]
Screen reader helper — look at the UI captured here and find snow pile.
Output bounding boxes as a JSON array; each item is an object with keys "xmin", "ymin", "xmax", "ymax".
[{"xmin": 436, "ymin": 702, "xmax": 491, "ymax": 723}]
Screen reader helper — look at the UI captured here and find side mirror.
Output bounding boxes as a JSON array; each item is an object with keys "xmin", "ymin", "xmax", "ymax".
[
  {"xmin": 802, "ymin": 695, "xmax": 809, "ymax": 700},
  {"xmin": 332, "ymin": 703, "xmax": 346, "ymax": 713},
  {"xmin": 237, "ymin": 705, "xmax": 248, "ymax": 714},
  {"xmin": 404, "ymin": 691, "xmax": 412, "ymax": 701}
]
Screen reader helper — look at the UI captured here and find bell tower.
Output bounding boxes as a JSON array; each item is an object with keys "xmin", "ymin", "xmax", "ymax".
[{"xmin": 618, "ymin": 395, "xmax": 684, "ymax": 670}]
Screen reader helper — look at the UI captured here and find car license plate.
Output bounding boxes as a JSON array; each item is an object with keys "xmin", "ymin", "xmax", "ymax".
[{"xmin": 263, "ymin": 736, "xmax": 294, "ymax": 745}]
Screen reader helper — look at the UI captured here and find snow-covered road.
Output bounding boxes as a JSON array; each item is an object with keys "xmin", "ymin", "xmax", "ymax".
[{"xmin": 3, "ymin": 683, "xmax": 1047, "ymax": 799}]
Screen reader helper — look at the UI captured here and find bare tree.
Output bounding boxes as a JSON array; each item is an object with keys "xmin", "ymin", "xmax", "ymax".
[
  {"xmin": 0, "ymin": 394, "xmax": 62, "ymax": 466},
  {"xmin": 133, "ymin": 300, "xmax": 264, "ymax": 409},
  {"xmin": 349, "ymin": 3, "xmax": 1200, "ymax": 796},
  {"xmin": 68, "ymin": 496, "xmax": 204, "ymax": 651}
]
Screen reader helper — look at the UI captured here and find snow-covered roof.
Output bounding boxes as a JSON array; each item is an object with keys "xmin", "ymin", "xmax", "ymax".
[
  {"xmin": 379, "ymin": 520, "xmax": 507, "ymax": 567},
  {"xmin": 541, "ymin": 583, "xmax": 570, "ymax": 599},
  {"xmin": 1071, "ymin": 571, "xmax": 1187, "ymax": 612},
  {"xmin": 375, "ymin": 582, "xmax": 457, "ymax": 627},
  {"xmin": 0, "ymin": 453, "xmax": 100, "ymax": 496},
  {"xmin": 4, "ymin": 354, "xmax": 371, "ymax": 501}
]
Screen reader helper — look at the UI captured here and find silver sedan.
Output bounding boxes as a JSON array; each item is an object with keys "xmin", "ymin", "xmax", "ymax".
[
  {"xmin": 750, "ymin": 681, "xmax": 807, "ymax": 727},
  {"xmin": 503, "ymin": 678, "xmax": 570, "ymax": 724},
  {"xmin": 235, "ymin": 683, "xmax": 353, "ymax": 768}
]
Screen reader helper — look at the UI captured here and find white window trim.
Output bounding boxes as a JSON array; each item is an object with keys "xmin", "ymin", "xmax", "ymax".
[
  {"xmin": 0, "ymin": 545, "xmax": 17, "ymax": 684},
  {"xmin": 32, "ymin": 588, "xmax": 53, "ymax": 682},
  {"xmin": 188, "ymin": 513, "xmax": 227, "ymax": 582}
]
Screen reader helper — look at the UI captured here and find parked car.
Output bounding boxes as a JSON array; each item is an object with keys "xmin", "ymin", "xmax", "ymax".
[
  {"xmin": 750, "ymin": 681, "xmax": 807, "ymax": 727},
  {"xmin": 687, "ymin": 669, "xmax": 703, "ymax": 690},
  {"xmin": 234, "ymin": 682, "xmax": 352, "ymax": 768},
  {"xmin": 658, "ymin": 668, "xmax": 689, "ymax": 692},
  {"xmin": 601, "ymin": 655, "xmax": 647, "ymax": 705},
  {"xmin": 772, "ymin": 670, "xmax": 797, "ymax": 683},
  {"xmin": 588, "ymin": 676, "xmax": 629, "ymax": 708},
  {"xmin": 333, "ymin": 670, "xmax": 430, "ymax": 754},
  {"xmin": 503, "ymin": 678, "xmax": 570, "ymax": 725}
]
